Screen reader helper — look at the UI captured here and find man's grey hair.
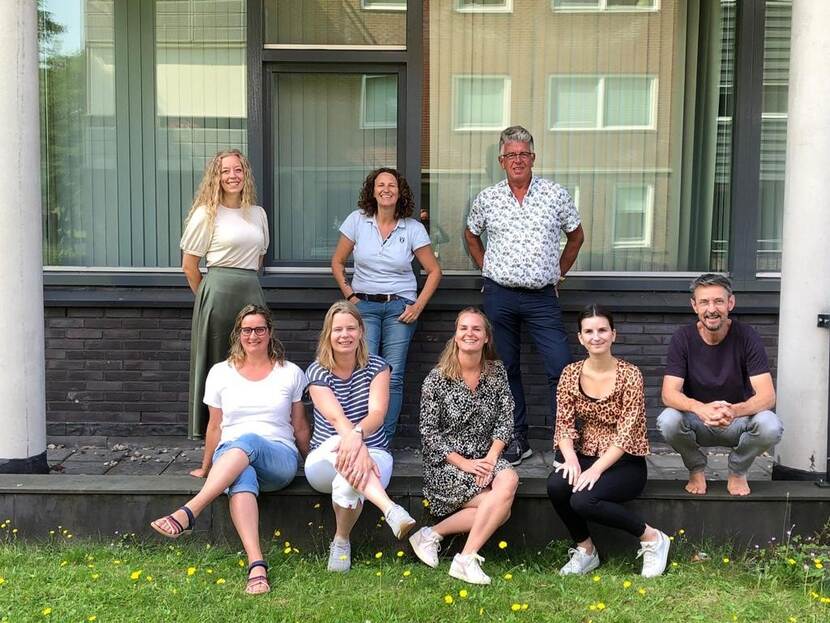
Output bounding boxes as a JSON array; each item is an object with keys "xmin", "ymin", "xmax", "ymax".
[
  {"xmin": 690, "ymin": 273, "xmax": 733, "ymax": 296},
  {"xmin": 499, "ymin": 125, "xmax": 534, "ymax": 155}
]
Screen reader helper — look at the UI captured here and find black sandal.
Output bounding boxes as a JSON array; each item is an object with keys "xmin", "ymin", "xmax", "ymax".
[{"xmin": 245, "ymin": 560, "xmax": 270, "ymax": 595}]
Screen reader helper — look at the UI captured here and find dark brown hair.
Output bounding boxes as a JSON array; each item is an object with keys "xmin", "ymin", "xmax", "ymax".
[
  {"xmin": 357, "ymin": 167, "xmax": 416, "ymax": 219},
  {"xmin": 577, "ymin": 304, "xmax": 615, "ymax": 332}
]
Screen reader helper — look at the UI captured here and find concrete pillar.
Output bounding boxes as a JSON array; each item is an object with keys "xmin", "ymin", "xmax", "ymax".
[
  {"xmin": 0, "ymin": 1, "xmax": 48, "ymax": 473},
  {"xmin": 773, "ymin": 0, "xmax": 830, "ymax": 478}
]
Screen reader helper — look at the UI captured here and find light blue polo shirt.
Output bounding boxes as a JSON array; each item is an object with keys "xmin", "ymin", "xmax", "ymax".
[{"xmin": 339, "ymin": 209, "xmax": 431, "ymax": 301}]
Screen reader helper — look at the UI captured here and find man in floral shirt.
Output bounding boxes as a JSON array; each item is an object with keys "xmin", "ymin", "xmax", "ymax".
[{"xmin": 464, "ymin": 125, "xmax": 584, "ymax": 465}]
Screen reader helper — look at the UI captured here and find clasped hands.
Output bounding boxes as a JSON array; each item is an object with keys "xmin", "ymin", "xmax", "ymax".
[
  {"xmin": 697, "ymin": 400, "xmax": 736, "ymax": 428},
  {"xmin": 461, "ymin": 457, "xmax": 496, "ymax": 487},
  {"xmin": 554, "ymin": 457, "xmax": 604, "ymax": 492},
  {"xmin": 334, "ymin": 432, "xmax": 379, "ymax": 490}
]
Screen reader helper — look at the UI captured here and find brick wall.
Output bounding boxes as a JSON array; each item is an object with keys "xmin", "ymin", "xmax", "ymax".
[{"xmin": 44, "ymin": 306, "xmax": 780, "ymax": 441}]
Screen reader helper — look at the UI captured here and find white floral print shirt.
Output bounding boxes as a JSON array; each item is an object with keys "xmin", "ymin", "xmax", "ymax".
[{"xmin": 467, "ymin": 176, "xmax": 581, "ymax": 289}]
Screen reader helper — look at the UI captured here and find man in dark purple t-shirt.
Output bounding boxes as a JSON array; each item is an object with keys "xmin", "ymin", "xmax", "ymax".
[{"xmin": 658, "ymin": 274, "xmax": 783, "ymax": 496}]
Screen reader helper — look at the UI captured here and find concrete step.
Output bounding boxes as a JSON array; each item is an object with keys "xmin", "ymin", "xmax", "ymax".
[{"xmin": 2, "ymin": 474, "xmax": 826, "ymax": 555}]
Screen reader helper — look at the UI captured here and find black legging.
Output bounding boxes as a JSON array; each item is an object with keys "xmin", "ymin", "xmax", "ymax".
[{"xmin": 546, "ymin": 452, "xmax": 647, "ymax": 542}]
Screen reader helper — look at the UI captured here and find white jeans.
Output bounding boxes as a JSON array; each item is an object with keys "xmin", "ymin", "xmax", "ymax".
[{"xmin": 304, "ymin": 435, "xmax": 394, "ymax": 509}]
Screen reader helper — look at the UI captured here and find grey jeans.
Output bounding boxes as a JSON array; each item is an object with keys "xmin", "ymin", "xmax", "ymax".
[{"xmin": 657, "ymin": 408, "xmax": 783, "ymax": 475}]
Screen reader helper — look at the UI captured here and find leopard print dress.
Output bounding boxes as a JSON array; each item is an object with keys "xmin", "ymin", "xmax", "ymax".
[{"xmin": 419, "ymin": 361, "xmax": 514, "ymax": 517}]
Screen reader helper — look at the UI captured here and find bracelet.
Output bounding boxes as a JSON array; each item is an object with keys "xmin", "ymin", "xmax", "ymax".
[{"xmin": 347, "ymin": 292, "xmax": 358, "ymax": 302}]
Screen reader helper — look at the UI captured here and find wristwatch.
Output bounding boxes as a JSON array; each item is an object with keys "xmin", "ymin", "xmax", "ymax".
[{"xmin": 352, "ymin": 424, "xmax": 364, "ymax": 438}]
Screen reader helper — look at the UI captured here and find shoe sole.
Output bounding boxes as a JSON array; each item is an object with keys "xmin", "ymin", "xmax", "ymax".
[
  {"xmin": 409, "ymin": 534, "xmax": 439, "ymax": 569},
  {"xmin": 507, "ymin": 448, "xmax": 533, "ymax": 466}
]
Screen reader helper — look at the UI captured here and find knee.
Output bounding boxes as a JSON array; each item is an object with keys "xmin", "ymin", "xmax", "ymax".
[
  {"xmin": 569, "ymin": 492, "xmax": 599, "ymax": 516},
  {"xmin": 657, "ymin": 408, "xmax": 684, "ymax": 439},
  {"xmin": 752, "ymin": 411, "xmax": 783, "ymax": 446},
  {"xmin": 546, "ymin": 471, "xmax": 571, "ymax": 502},
  {"xmin": 495, "ymin": 469, "xmax": 519, "ymax": 499}
]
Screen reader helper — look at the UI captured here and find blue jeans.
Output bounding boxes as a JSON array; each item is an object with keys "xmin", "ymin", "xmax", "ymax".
[
  {"xmin": 356, "ymin": 297, "xmax": 418, "ymax": 441},
  {"xmin": 483, "ymin": 278, "xmax": 571, "ymax": 438},
  {"xmin": 212, "ymin": 433, "xmax": 299, "ymax": 496}
]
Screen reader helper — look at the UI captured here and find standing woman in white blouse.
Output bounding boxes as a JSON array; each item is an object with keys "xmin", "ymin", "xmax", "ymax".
[{"xmin": 179, "ymin": 149, "xmax": 269, "ymax": 476}]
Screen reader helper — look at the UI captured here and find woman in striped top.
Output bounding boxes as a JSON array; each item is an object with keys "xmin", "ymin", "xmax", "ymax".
[{"xmin": 305, "ymin": 301, "xmax": 416, "ymax": 572}]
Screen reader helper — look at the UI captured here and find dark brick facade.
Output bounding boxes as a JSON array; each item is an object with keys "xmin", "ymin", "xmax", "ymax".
[{"xmin": 44, "ymin": 305, "xmax": 780, "ymax": 441}]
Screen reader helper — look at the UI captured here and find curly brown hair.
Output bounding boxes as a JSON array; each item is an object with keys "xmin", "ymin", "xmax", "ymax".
[{"xmin": 357, "ymin": 167, "xmax": 416, "ymax": 219}]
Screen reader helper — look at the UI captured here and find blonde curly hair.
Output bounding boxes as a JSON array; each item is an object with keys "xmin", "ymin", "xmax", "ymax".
[{"xmin": 184, "ymin": 149, "xmax": 257, "ymax": 233}]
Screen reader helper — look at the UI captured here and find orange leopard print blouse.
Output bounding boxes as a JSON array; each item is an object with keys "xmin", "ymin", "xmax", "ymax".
[{"xmin": 553, "ymin": 359, "xmax": 649, "ymax": 457}]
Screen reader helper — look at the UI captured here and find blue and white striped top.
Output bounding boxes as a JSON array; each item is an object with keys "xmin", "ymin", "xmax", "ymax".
[{"xmin": 306, "ymin": 354, "xmax": 391, "ymax": 450}]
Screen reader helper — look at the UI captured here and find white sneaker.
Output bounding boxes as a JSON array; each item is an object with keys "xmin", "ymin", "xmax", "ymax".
[
  {"xmin": 327, "ymin": 538, "xmax": 351, "ymax": 573},
  {"xmin": 449, "ymin": 553, "xmax": 491, "ymax": 585},
  {"xmin": 385, "ymin": 504, "xmax": 416, "ymax": 540},
  {"xmin": 638, "ymin": 530, "xmax": 670, "ymax": 578},
  {"xmin": 409, "ymin": 526, "xmax": 442, "ymax": 568},
  {"xmin": 559, "ymin": 546, "xmax": 600, "ymax": 576}
]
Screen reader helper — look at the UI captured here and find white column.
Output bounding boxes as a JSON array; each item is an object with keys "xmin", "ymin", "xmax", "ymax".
[
  {"xmin": 774, "ymin": 0, "xmax": 830, "ymax": 477},
  {"xmin": 0, "ymin": 0, "xmax": 47, "ymax": 472}
]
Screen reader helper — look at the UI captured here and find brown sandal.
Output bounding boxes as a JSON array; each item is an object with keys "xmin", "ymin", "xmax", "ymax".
[
  {"xmin": 150, "ymin": 506, "xmax": 194, "ymax": 539},
  {"xmin": 245, "ymin": 560, "xmax": 270, "ymax": 595}
]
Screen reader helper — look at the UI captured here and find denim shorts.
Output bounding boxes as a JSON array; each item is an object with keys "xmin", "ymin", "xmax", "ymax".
[{"xmin": 212, "ymin": 432, "xmax": 299, "ymax": 496}]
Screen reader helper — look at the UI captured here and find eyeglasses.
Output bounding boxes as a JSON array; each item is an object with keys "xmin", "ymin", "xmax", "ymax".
[
  {"xmin": 500, "ymin": 151, "xmax": 534, "ymax": 161},
  {"xmin": 240, "ymin": 326, "xmax": 268, "ymax": 337}
]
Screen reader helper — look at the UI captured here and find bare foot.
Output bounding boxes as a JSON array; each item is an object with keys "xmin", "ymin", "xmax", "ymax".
[
  {"xmin": 727, "ymin": 474, "xmax": 751, "ymax": 496},
  {"xmin": 684, "ymin": 471, "xmax": 707, "ymax": 495},
  {"xmin": 189, "ymin": 467, "xmax": 207, "ymax": 478}
]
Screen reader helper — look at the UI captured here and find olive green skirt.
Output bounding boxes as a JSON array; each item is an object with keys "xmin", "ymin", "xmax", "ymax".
[{"xmin": 187, "ymin": 267, "xmax": 266, "ymax": 438}]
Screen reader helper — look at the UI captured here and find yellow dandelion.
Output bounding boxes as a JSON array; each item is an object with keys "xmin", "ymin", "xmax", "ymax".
[
  {"xmin": 479, "ymin": 607, "xmax": 484, "ymax": 616},
  {"xmin": 403, "ymin": 569, "xmax": 411, "ymax": 577},
  {"xmin": 12, "ymin": 529, "xmax": 18, "ymax": 535},
  {"xmin": 444, "ymin": 594, "xmax": 454, "ymax": 605},
  {"xmin": 787, "ymin": 558, "xmax": 797, "ymax": 565},
  {"xmin": 623, "ymin": 580, "xmax": 632, "ymax": 589},
  {"xmin": 375, "ymin": 571, "xmax": 381, "ymax": 576},
  {"xmin": 422, "ymin": 499, "xmax": 430, "ymax": 507},
  {"xmin": 206, "ymin": 568, "xmax": 213, "ymax": 574},
  {"xmin": 186, "ymin": 567, "xmax": 196, "ymax": 576},
  {"xmin": 146, "ymin": 576, "xmax": 153, "ymax": 582},
  {"xmin": 503, "ymin": 572, "xmax": 513, "ymax": 580},
  {"xmin": 91, "ymin": 574, "xmax": 100, "ymax": 580},
  {"xmin": 283, "ymin": 547, "xmax": 292, "ymax": 554},
  {"xmin": 511, "ymin": 604, "xmax": 521, "ymax": 612},
  {"xmin": 313, "ymin": 502, "xmax": 320, "ymax": 508},
  {"xmin": 292, "ymin": 547, "xmax": 299, "ymax": 553},
  {"xmin": 60, "ymin": 561, "xmax": 68, "ymax": 567},
  {"xmin": 732, "ymin": 616, "xmax": 737, "ymax": 622},
  {"xmin": 459, "ymin": 589, "xmax": 468, "ymax": 598},
  {"xmin": 397, "ymin": 550, "xmax": 405, "ymax": 558},
  {"xmin": 788, "ymin": 618, "xmax": 797, "ymax": 623},
  {"xmin": 669, "ymin": 536, "xmax": 674, "ymax": 541},
  {"xmin": 375, "ymin": 552, "xmax": 383, "ymax": 559},
  {"xmin": 274, "ymin": 529, "xmax": 281, "ymax": 537},
  {"xmin": 130, "ymin": 570, "xmax": 142, "ymax": 580},
  {"xmin": 521, "ymin": 604, "xmax": 529, "ymax": 611},
  {"xmin": 88, "ymin": 617, "xmax": 97, "ymax": 622},
  {"xmin": 0, "ymin": 577, "xmax": 5, "ymax": 586},
  {"xmin": 284, "ymin": 541, "xmax": 291, "ymax": 548},
  {"xmin": 809, "ymin": 591, "xmax": 819, "ymax": 599},
  {"xmin": 66, "ymin": 534, "xmax": 73, "ymax": 539},
  {"xmin": 678, "ymin": 529, "xmax": 685, "ymax": 535},
  {"xmin": 638, "ymin": 588, "xmax": 647, "ymax": 596},
  {"xmin": 722, "ymin": 557, "xmax": 730, "ymax": 564},
  {"xmin": 498, "ymin": 540, "xmax": 508, "ymax": 549},
  {"xmin": 216, "ymin": 578, "xmax": 226, "ymax": 585},
  {"xmin": 597, "ymin": 602, "xmax": 606, "ymax": 611},
  {"xmin": 113, "ymin": 560, "xmax": 122, "ymax": 565},
  {"xmin": 49, "ymin": 530, "xmax": 55, "ymax": 536},
  {"xmin": 815, "ymin": 561, "xmax": 824, "ymax": 569},
  {"xmin": 42, "ymin": 608, "xmax": 52, "ymax": 616},
  {"xmin": 821, "ymin": 597, "xmax": 830, "ymax": 604},
  {"xmin": 592, "ymin": 574, "xmax": 601, "ymax": 582},
  {"xmin": 671, "ymin": 561, "xmax": 679, "ymax": 568},
  {"xmin": 589, "ymin": 604, "xmax": 597, "ymax": 611}
]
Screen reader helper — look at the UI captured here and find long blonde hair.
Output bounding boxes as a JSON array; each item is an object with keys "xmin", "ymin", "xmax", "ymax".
[
  {"xmin": 227, "ymin": 304, "xmax": 285, "ymax": 368},
  {"xmin": 315, "ymin": 301, "xmax": 369, "ymax": 372},
  {"xmin": 184, "ymin": 149, "xmax": 257, "ymax": 233},
  {"xmin": 435, "ymin": 307, "xmax": 498, "ymax": 379}
]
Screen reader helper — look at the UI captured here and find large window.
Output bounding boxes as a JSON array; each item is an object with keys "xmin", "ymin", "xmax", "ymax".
[
  {"xmin": 548, "ymin": 75, "xmax": 657, "ymax": 131},
  {"xmin": 39, "ymin": 0, "xmax": 247, "ymax": 268}
]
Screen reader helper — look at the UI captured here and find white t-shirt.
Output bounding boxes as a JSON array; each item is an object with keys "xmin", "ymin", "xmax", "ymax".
[
  {"xmin": 203, "ymin": 359, "xmax": 307, "ymax": 448},
  {"xmin": 180, "ymin": 204, "xmax": 269, "ymax": 270}
]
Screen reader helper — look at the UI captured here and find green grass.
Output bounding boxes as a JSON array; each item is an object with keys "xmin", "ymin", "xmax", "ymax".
[{"xmin": 0, "ymin": 526, "xmax": 828, "ymax": 623}]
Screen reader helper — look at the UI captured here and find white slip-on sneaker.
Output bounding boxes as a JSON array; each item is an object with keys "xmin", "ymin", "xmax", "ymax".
[
  {"xmin": 409, "ymin": 526, "xmax": 442, "ymax": 568},
  {"xmin": 327, "ymin": 538, "xmax": 351, "ymax": 573},
  {"xmin": 449, "ymin": 553, "xmax": 491, "ymax": 585},
  {"xmin": 638, "ymin": 530, "xmax": 671, "ymax": 578},
  {"xmin": 385, "ymin": 503, "xmax": 417, "ymax": 540},
  {"xmin": 559, "ymin": 546, "xmax": 600, "ymax": 576}
]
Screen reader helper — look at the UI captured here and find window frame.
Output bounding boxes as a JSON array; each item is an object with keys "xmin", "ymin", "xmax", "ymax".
[
  {"xmin": 455, "ymin": 0, "xmax": 514, "ymax": 14},
  {"xmin": 551, "ymin": 0, "xmax": 660, "ymax": 13},
  {"xmin": 452, "ymin": 74, "xmax": 512, "ymax": 132},
  {"xmin": 547, "ymin": 74, "xmax": 658, "ymax": 132},
  {"xmin": 611, "ymin": 183, "xmax": 655, "ymax": 250},
  {"xmin": 361, "ymin": 0, "xmax": 407, "ymax": 12},
  {"xmin": 360, "ymin": 74, "xmax": 399, "ymax": 129}
]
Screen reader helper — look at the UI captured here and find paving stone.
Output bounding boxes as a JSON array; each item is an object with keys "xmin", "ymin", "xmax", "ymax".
[
  {"xmin": 106, "ymin": 460, "xmax": 171, "ymax": 476},
  {"xmin": 47, "ymin": 448, "xmax": 76, "ymax": 463},
  {"xmin": 54, "ymin": 461, "xmax": 113, "ymax": 476}
]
